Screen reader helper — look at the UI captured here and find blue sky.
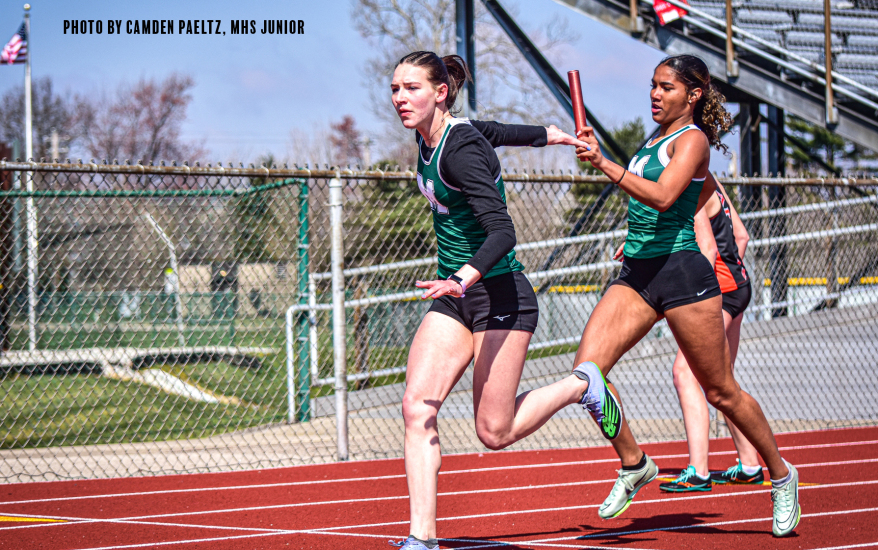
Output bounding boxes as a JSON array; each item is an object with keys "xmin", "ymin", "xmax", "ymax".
[{"xmin": 0, "ymin": 0, "xmax": 737, "ymax": 169}]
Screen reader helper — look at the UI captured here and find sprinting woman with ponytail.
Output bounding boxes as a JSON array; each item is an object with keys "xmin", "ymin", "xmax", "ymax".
[
  {"xmin": 574, "ymin": 54, "xmax": 800, "ymax": 537},
  {"xmin": 388, "ymin": 51, "xmax": 593, "ymax": 549}
]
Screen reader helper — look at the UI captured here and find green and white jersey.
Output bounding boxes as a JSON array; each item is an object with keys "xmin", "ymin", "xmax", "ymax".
[
  {"xmin": 623, "ymin": 124, "xmax": 706, "ymax": 259},
  {"xmin": 416, "ymin": 118, "xmax": 523, "ymax": 279}
]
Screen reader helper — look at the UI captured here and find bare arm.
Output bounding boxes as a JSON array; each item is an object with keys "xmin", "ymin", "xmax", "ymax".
[
  {"xmin": 716, "ymin": 180, "xmax": 750, "ymax": 258},
  {"xmin": 575, "ymin": 126, "xmax": 709, "ymax": 212},
  {"xmin": 694, "ymin": 207, "xmax": 718, "ymax": 269}
]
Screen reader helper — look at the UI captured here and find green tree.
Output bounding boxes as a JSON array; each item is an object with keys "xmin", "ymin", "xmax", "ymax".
[
  {"xmin": 786, "ymin": 115, "xmax": 875, "ymax": 175},
  {"xmin": 233, "ymin": 154, "xmax": 294, "ymax": 263}
]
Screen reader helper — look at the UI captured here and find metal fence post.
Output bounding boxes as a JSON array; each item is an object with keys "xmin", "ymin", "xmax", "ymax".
[
  {"xmin": 296, "ymin": 179, "xmax": 311, "ymax": 422},
  {"xmin": 329, "ymin": 177, "xmax": 349, "ymax": 461}
]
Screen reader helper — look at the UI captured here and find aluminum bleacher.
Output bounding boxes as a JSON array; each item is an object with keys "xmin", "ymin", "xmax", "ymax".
[{"xmin": 554, "ymin": 0, "xmax": 878, "ymax": 150}]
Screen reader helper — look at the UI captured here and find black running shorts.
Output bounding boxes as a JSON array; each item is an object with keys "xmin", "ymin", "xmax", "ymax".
[
  {"xmin": 721, "ymin": 283, "xmax": 751, "ymax": 319},
  {"xmin": 610, "ymin": 250, "xmax": 721, "ymax": 313},
  {"xmin": 428, "ymin": 271, "xmax": 539, "ymax": 333}
]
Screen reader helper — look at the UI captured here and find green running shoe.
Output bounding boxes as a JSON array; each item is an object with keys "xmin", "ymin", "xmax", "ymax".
[
  {"xmin": 711, "ymin": 459, "xmax": 765, "ymax": 485},
  {"xmin": 659, "ymin": 465, "xmax": 712, "ymax": 492},
  {"xmin": 771, "ymin": 462, "xmax": 801, "ymax": 537},
  {"xmin": 573, "ymin": 361, "xmax": 623, "ymax": 440},
  {"xmin": 598, "ymin": 454, "xmax": 658, "ymax": 519}
]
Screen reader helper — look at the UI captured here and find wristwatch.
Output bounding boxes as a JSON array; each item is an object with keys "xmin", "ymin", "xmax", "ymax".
[{"xmin": 447, "ymin": 274, "xmax": 466, "ymax": 297}]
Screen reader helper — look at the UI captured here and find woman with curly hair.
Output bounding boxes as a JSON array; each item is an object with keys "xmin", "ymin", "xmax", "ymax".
[{"xmin": 573, "ymin": 54, "xmax": 801, "ymax": 537}]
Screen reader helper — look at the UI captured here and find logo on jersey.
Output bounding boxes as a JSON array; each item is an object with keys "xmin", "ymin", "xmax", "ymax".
[
  {"xmin": 417, "ymin": 172, "xmax": 449, "ymax": 214},
  {"xmin": 628, "ymin": 155, "xmax": 650, "ymax": 177}
]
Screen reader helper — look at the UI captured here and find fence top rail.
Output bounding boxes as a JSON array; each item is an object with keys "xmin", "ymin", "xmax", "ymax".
[{"xmin": 0, "ymin": 161, "xmax": 875, "ymax": 187}]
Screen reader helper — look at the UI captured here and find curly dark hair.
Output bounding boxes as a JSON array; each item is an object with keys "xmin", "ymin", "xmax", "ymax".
[
  {"xmin": 396, "ymin": 51, "xmax": 472, "ymax": 115},
  {"xmin": 657, "ymin": 55, "xmax": 733, "ymax": 154}
]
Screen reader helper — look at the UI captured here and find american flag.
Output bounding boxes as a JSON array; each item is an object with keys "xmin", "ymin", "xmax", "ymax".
[{"xmin": 1, "ymin": 22, "xmax": 27, "ymax": 65}]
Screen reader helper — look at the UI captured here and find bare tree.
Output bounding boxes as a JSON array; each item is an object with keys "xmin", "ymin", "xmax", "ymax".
[
  {"xmin": 331, "ymin": 115, "xmax": 364, "ymax": 167},
  {"xmin": 0, "ymin": 77, "xmax": 79, "ymax": 161},
  {"xmin": 77, "ymin": 73, "xmax": 207, "ymax": 165},
  {"xmin": 353, "ymin": 0, "xmax": 579, "ymax": 169}
]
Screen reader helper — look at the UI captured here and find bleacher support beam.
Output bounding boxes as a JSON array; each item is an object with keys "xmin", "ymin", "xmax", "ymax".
[
  {"xmin": 767, "ymin": 106, "xmax": 788, "ymax": 317},
  {"xmin": 456, "ymin": 0, "xmax": 477, "ymax": 118}
]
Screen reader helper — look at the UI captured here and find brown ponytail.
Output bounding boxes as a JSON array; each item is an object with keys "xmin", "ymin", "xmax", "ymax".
[
  {"xmin": 396, "ymin": 51, "xmax": 472, "ymax": 114},
  {"xmin": 657, "ymin": 55, "xmax": 733, "ymax": 153}
]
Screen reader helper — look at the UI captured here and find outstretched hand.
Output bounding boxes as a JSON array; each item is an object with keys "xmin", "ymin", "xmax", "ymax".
[
  {"xmin": 416, "ymin": 279, "xmax": 463, "ymax": 300},
  {"xmin": 546, "ymin": 125, "xmax": 589, "ymax": 148}
]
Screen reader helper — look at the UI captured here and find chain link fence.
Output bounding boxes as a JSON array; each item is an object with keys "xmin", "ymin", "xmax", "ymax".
[{"xmin": 0, "ymin": 161, "xmax": 876, "ymax": 482}]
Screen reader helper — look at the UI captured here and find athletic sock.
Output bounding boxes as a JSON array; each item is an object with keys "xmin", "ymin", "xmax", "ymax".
[
  {"xmin": 408, "ymin": 535, "xmax": 439, "ymax": 549},
  {"xmin": 693, "ymin": 468, "xmax": 710, "ymax": 480},
  {"xmin": 770, "ymin": 460, "xmax": 793, "ymax": 488},
  {"xmin": 622, "ymin": 453, "xmax": 648, "ymax": 471},
  {"xmin": 741, "ymin": 463, "xmax": 762, "ymax": 476}
]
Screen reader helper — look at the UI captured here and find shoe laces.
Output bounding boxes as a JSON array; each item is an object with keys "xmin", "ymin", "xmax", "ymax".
[
  {"xmin": 583, "ymin": 393, "xmax": 604, "ymax": 422},
  {"xmin": 724, "ymin": 460, "xmax": 743, "ymax": 475},
  {"xmin": 771, "ymin": 484, "xmax": 794, "ymax": 516},
  {"xmin": 674, "ymin": 465, "xmax": 697, "ymax": 484},
  {"xmin": 613, "ymin": 468, "xmax": 640, "ymax": 493}
]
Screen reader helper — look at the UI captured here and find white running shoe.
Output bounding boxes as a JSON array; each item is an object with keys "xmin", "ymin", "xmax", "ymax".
[
  {"xmin": 390, "ymin": 536, "xmax": 438, "ymax": 549},
  {"xmin": 771, "ymin": 462, "xmax": 801, "ymax": 537},
  {"xmin": 599, "ymin": 455, "xmax": 659, "ymax": 519}
]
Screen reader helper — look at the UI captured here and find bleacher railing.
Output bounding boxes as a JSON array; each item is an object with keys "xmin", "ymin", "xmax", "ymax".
[{"xmin": 630, "ymin": 0, "xmax": 878, "ymax": 118}]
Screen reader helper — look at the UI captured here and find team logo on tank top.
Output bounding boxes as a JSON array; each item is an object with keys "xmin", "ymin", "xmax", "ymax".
[
  {"xmin": 416, "ymin": 172, "xmax": 449, "ymax": 214},
  {"xmin": 628, "ymin": 155, "xmax": 650, "ymax": 177}
]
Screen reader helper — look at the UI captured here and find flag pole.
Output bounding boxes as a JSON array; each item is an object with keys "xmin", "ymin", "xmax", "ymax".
[{"xmin": 23, "ymin": 3, "xmax": 37, "ymax": 350}]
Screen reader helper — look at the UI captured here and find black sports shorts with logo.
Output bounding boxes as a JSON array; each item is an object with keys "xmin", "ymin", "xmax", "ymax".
[
  {"xmin": 610, "ymin": 249, "xmax": 721, "ymax": 313},
  {"xmin": 721, "ymin": 283, "xmax": 751, "ymax": 319},
  {"xmin": 428, "ymin": 271, "xmax": 539, "ymax": 333}
]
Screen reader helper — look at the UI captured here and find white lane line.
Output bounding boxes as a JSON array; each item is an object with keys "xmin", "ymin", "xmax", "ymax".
[
  {"xmin": 5, "ymin": 462, "xmax": 878, "ymax": 535},
  {"xmin": 0, "ymin": 510, "xmax": 281, "ymax": 534},
  {"xmin": 511, "ymin": 506, "xmax": 878, "ymax": 547},
  {"xmin": 300, "ymin": 478, "xmax": 878, "ymax": 534},
  {"xmin": 807, "ymin": 543, "xmax": 878, "ymax": 550},
  {"xmin": 4, "ymin": 438, "xmax": 876, "ymax": 507},
  {"xmin": 0, "ymin": 479, "xmax": 617, "ymax": 532},
  {"xmin": 58, "ymin": 503, "xmax": 878, "ymax": 550}
]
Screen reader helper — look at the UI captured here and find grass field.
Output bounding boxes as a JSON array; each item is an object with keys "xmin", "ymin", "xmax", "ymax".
[{"xmin": 0, "ymin": 311, "xmax": 578, "ymax": 450}]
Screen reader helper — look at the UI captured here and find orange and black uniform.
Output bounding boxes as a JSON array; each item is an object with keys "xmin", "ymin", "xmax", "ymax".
[{"xmin": 709, "ymin": 190, "xmax": 751, "ymax": 318}]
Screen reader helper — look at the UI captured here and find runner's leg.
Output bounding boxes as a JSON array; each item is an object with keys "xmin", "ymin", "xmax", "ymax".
[
  {"xmin": 404, "ymin": 312, "xmax": 476, "ymax": 540},
  {"xmin": 672, "ymin": 348, "xmax": 711, "ymax": 476},
  {"xmin": 664, "ymin": 296, "xmax": 788, "ymax": 479},
  {"xmin": 721, "ymin": 309, "xmax": 761, "ymax": 467}
]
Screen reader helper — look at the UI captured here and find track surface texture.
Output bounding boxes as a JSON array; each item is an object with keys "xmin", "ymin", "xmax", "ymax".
[{"xmin": 2, "ymin": 426, "xmax": 877, "ymax": 550}]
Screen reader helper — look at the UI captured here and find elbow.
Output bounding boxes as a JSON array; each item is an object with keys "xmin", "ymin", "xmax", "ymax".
[{"xmin": 654, "ymin": 200, "xmax": 673, "ymax": 213}]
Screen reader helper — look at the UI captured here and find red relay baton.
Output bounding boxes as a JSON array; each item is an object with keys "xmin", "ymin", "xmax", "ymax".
[{"xmin": 568, "ymin": 70, "xmax": 587, "ymax": 136}]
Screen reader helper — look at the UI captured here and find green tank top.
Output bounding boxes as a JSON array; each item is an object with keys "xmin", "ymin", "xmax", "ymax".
[
  {"xmin": 416, "ymin": 118, "xmax": 523, "ymax": 279},
  {"xmin": 623, "ymin": 124, "xmax": 706, "ymax": 259}
]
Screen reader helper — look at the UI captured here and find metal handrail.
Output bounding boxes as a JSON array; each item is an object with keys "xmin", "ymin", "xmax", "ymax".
[{"xmin": 651, "ymin": 0, "xmax": 878, "ymax": 106}]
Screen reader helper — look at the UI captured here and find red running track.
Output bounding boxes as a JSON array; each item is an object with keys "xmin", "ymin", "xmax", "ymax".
[{"xmin": 2, "ymin": 426, "xmax": 878, "ymax": 550}]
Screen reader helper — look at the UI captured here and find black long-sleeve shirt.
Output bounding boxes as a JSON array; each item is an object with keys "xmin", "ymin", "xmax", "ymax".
[{"xmin": 416, "ymin": 120, "xmax": 547, "ymax": 276}]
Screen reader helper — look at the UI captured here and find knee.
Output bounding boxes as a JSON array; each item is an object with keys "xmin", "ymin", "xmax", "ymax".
[
  {"xmin": 475, "ymin": 419, "xmax": 513, "ymax": 451},
  {"xmin": 402, "ymin": 392, "xmax": 438, "ymax": 432},
  {"xmin": 704, "ymin": 382, "xmax": 741, "ymax": 413}
]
